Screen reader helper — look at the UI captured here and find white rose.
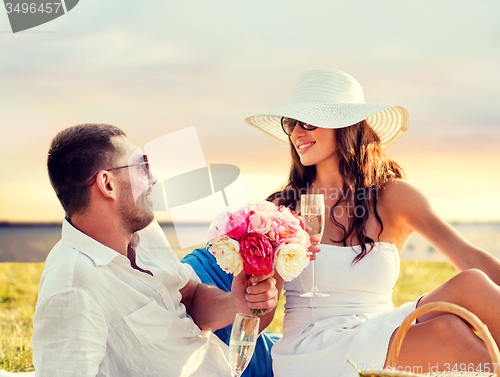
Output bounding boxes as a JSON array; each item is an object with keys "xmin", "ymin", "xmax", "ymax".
[
  {"xmin": 208, "ymin": 236, "xmax": 243, "ymax": 275},
  {"xmin": 275, "ymin": 243, "xmax": 310, "ymax": 281}
]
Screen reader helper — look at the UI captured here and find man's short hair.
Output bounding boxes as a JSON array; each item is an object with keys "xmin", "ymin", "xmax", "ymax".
[{"xmin": 47, "ymin": 124, "xmax": 126, "ymax": 219}]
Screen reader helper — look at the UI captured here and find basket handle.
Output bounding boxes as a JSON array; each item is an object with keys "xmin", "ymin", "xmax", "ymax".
[{"xmin": 386, "ymin": 301, "xmax": 500, "ymax": 373}]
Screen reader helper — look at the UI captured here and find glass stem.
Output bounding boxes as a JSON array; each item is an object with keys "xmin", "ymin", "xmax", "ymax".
[{"xmin": 311, "ymin": 253, "xmax": 318, "ymax": 292}]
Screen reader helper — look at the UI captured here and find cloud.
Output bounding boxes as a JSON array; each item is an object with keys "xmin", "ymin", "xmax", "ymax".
[{"xmin": 0, "ymin": 0, "xmax": 499, "ymax": 221}]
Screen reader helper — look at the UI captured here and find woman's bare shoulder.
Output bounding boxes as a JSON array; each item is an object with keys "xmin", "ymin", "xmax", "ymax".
[
  {"xmin": 381, "ymin": 178, "xmax": 443, "ymax": 232},
  {"xmin": 381, "ymin": 178, "xmax": 428, "ymax": 204},
  {"xmin": 379, "ymin": 178, "xmax": 435, "ymax": 224}
]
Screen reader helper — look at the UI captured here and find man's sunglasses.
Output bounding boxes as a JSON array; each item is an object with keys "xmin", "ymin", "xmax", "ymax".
[
  {"xmin": 87, "ymin": 155, "xmax": 150, "ymax": 186},
  {"xmin": 281, "ymin": 117, "xmax": 318, "ymax": 136}
]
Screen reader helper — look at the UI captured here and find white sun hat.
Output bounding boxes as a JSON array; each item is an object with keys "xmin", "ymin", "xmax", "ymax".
[{"xmin": 244, "ymin": 69, "xmax": 409, "ymax": 148}]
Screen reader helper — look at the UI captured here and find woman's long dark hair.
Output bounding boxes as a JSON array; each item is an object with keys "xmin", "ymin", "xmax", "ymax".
[{"xmin": 267, "ymin": 120, "xmax": 405, "ymax": 264}]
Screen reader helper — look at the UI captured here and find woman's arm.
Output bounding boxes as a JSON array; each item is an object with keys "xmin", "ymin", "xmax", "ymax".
[{"xmin": 392, "ymin": 179, "xmax": 500, "ymax": 284}]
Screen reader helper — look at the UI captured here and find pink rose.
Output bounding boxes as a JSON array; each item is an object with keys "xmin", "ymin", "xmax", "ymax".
[
  {"xmin": 248, "ymin": 210, "xmax": 273, "ymax": 235},
  {"xmin": 266, "ymin": 206, "xmax": 309, "ymax": 248},
  {"xmin": 226, "ymin": 209, "xmax": 250, "ymax": 240},
  {"xmin": 277, "ymin": 205, "xmax": 306, "ymax": 229},
  {"xmin": 205, "ymin": 208, "xmax": 249, "ymax": 241},
  {"xmin": 205, "ymin": 211, "xmax": 231, "ymax": 241},
  {"xmin": 248, "ymin": 201, "xmax": 277, "ymax": 214},
  {"xmin": 284, "ymin": 227, "xmax": 310, "ymax": 248},
  {"xmin": 239, "ymin": 232, "xmax": 275, "ymax": 276}
]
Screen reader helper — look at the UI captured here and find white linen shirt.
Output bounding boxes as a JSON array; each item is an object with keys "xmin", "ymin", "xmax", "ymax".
[{"xmin": 32, "ymin": 219, "xmax": 231, "ymax": 377}]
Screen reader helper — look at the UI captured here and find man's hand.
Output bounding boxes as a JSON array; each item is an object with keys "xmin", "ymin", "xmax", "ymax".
[
  {"xmin": 181, "ymin": 271, "xmax": 278, "ymax": 332},
  {"xmin": 231, "ymin": 270, "xmax": 278, "ymax": 315}
]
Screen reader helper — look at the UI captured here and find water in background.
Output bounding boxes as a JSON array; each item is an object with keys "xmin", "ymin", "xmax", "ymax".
[
  {"xmin": 1, "ymin": 222, "xmax": 500, "ymax": 263},
  {"xmin": 0, "ymin": 223, "xmax": 208, "ymax": 262}
]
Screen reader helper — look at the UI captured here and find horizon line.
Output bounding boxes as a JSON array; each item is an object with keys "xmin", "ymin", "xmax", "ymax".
[{"xmin": 0, "ymin": 221, "xmax": 213, "ymax": 227}]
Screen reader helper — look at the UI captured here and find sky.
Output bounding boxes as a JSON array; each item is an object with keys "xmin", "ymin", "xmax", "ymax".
[{"xmin": 0, "ymin": 0, "xmax": 499, "ymax": 223}]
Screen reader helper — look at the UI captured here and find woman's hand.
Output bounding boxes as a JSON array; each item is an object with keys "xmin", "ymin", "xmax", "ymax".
[{"xmin": 308, "ymin": 235, "xmax": 322, "ymax": 260}]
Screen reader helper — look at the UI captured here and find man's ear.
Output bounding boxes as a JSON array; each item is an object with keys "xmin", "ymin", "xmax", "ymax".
[{"xmin": 94, "ymin": 171, "xmax": 118, "ymax": 200}]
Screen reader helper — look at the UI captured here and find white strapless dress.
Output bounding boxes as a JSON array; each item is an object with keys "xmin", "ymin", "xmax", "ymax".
[{"xmin": 272, "ymin": 242, "xmax": 423, "ymax": 377}]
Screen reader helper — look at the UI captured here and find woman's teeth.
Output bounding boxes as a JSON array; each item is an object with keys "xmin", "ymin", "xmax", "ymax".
[{"xmin": 298, "ymin": 142, "xmax": 315, "ymax": 150}]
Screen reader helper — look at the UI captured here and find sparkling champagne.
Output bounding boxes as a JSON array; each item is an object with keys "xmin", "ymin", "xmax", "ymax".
[
  {"xmin": 229, "ymin": 340, "xmax": 256, "ymax": 376},
  {"xmin": 302, "ymin": 213, "xmax": 325, "ymax": 238},
  {"xmin": 300, "ymin": 194, "xmax": 329, "ymax": 297}
]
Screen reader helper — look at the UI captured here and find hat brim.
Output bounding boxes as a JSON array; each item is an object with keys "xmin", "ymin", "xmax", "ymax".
[{"xmin": 245, "ymin": 102, "xmax": 409, "ymax": 148}]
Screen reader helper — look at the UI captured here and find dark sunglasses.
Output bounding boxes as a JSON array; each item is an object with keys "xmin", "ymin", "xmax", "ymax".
[
  {"xmin": 87, "ymin": 155, "xmax": 150, "ymax": 186},
  {"xmin": 281, "ymin": 117, "xmax": 318, "ymax": 136}
]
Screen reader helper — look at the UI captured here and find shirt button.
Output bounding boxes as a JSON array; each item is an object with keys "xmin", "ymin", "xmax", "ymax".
[{"xmin": 159, "ymin": 288, "xmax": 164, "ymax": 294}]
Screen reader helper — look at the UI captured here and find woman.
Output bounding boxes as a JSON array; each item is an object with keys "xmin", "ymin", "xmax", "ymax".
[{"xmin": 245, "ymin": 69, "xmax": 500, "ymax": 377}]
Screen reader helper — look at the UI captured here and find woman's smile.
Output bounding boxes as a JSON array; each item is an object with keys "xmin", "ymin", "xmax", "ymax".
[
  {"xmin": 291, "ymin": 127, "xmax": 337, "ymax": 167},
  {"xmin": 296, "ymin": 141, "xmax": 316, "ymax": 154}
]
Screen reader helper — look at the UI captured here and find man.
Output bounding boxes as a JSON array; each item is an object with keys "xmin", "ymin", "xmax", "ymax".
[{"xmin": 33, "ymin": 124, "xmax": 278, "ymax": 376}]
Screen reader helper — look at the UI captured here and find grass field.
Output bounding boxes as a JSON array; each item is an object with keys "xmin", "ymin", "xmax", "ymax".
[{"xmin": 0, "ymin": 261, "xmax": 458, "ymax": 372}]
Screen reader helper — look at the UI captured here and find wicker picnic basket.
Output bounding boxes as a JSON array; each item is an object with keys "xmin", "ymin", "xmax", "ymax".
[{"xmin": 356, "ymin": 301, "xmax": 500, "ymax": 377}]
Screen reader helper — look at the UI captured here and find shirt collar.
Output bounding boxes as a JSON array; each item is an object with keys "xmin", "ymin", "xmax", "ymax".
[{"xmin": 61, "ymin": 218, "xmax": 123, "ymax": 267}]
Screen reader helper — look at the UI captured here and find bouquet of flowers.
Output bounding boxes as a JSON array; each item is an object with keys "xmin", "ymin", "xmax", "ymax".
[{"xmin": 205, "ymin": 201, "xmax": 311, "ymax": 315}]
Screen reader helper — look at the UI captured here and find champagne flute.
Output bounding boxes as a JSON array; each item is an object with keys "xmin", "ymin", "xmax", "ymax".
[
  {"xmin": 228, "ymin": 313, "xmax": 260, "ymax": 377},
  {"xmin": 300, "ymin": 194, "xmax": 329, "ymax": 297}
]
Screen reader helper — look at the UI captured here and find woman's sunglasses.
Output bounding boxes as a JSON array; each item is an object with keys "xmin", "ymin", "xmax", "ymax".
[{"xmin": 281, "ymin": 117, "xmax": 318, "ymax": 136}]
